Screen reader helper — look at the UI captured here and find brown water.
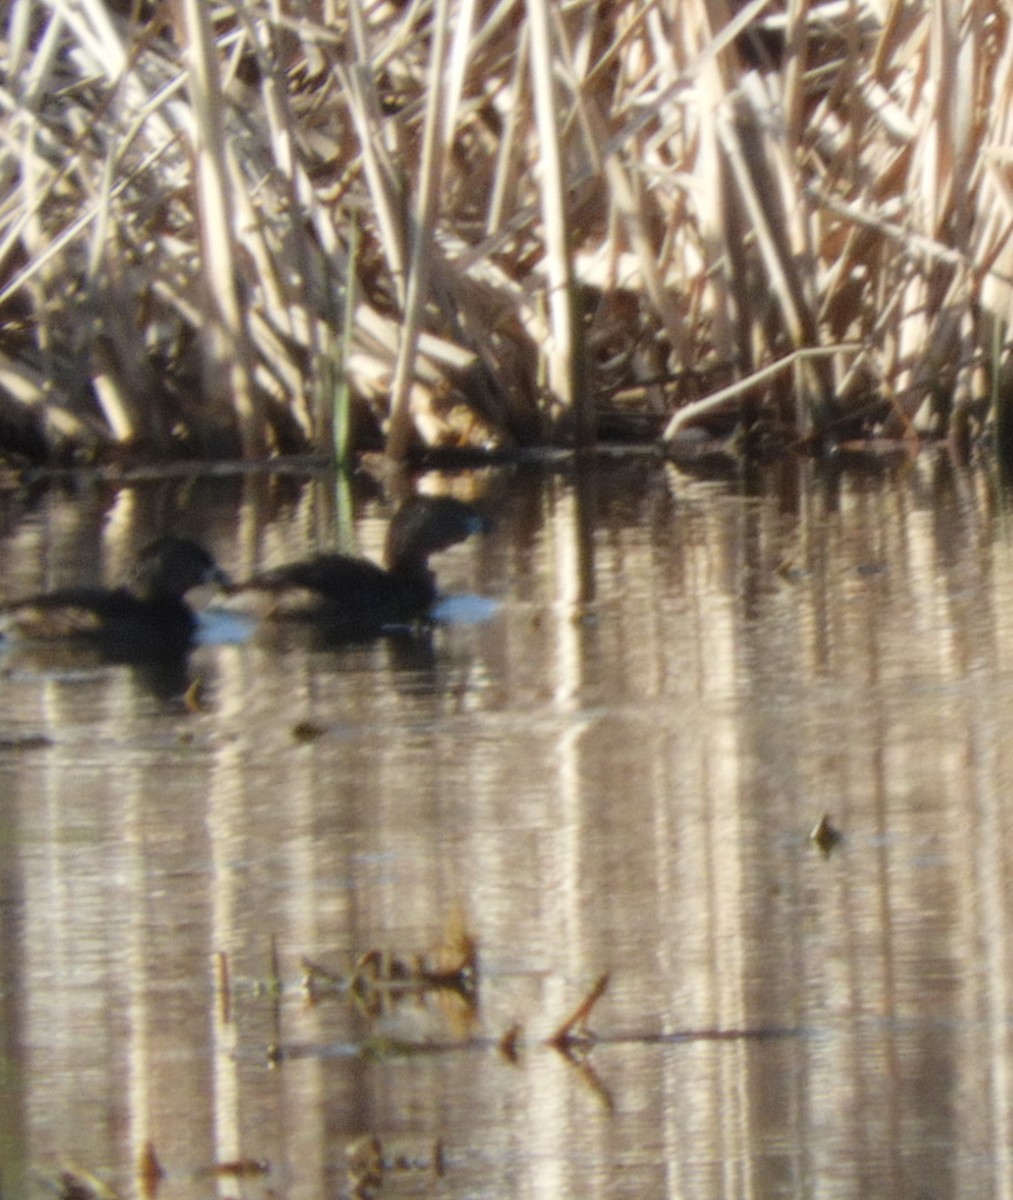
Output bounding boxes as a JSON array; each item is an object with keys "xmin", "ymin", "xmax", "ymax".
[{"xmin": 1, "ymin": 452, "xmax": 1012, "ymax": 1200}]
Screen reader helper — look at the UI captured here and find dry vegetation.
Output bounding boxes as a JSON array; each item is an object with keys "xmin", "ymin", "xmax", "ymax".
[{"xmin": 0, "ymin": 0, "xmax": 1011, "ymax": 463}]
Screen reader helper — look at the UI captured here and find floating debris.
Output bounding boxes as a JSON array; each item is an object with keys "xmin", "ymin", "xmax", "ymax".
[
  {"xmin": 44, "ymin": 1168, "xmax": 120, "ymax": 1200},
  {"xmin": 267, "ymin": 934, "xmax": 283, "ymax": 996},
  {"xmin": 137, "ymin": 1142, "xmax": 164, "ymax": 1200},
  {"xmin": 197, "ymin": 1160, "xmax": 270, "ymax": 1178},
  {"xmin": 182, "ymin": 677, "xmax": 205, "ymax": 713},
  {"xmin": 344, "ymin": 1135, "xmax": 383, "ymax": 1199},
  {"xmin": 291, "ymin": 719, "xmax": 327, "ymax": 743},
  {"xmin": 302, "ymin": 955, "xmax": 347, "ymax": 1002},
  {"xmin": 810, "ymin": 813, "xmax": 843, "ymax": 856},
  {"xmin": 498, "ymin": 1022, "xmax": 522, "ymax": 1063},
  {"xmin": 548, "ymin": 972, "xmax": 610, "ymax": 1051},
  {"xmin": 342, "ymin": 1135, "xmax": 443, "ymax": 1199},
  {"xmin": 303, "ymin": 917, "xmax": 481, "ymax": 1020},
  {"xmin": 348, "ymin": 941, "xmax": 478, "ymax": 1019}
]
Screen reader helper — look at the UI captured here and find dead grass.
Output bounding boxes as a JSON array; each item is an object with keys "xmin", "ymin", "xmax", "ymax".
[{"xmin": 0, "ymin": 0, "xmax": 1010, "ymax": 461}]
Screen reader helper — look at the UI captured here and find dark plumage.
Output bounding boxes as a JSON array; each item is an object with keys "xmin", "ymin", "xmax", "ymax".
[
  {"xmin": 0, "ymin": 536, "xmax": 228, "ymax": 657},
  {"xmin": 225, "ymin": 495, "xmax": 485, "ymax": 637}
]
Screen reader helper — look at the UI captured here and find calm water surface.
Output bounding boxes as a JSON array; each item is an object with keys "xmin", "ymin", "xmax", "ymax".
[{"xmin": 1, "ymin": 453, "xmax": 1012, "ymax": 1200}]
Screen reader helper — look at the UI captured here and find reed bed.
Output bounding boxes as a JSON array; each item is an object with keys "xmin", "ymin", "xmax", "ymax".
[{"xmin": 0, "ymin": 0, "xmax": 1010, "ymax": 462}]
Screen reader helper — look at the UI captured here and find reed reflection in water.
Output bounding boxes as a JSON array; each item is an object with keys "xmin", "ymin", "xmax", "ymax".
[{"xmin": 2, "ymin": 454, "xmax": 1013, "ymax": 1199}]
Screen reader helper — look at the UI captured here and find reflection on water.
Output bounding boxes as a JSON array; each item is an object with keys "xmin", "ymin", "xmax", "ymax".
[{"xmin": 2, "ymin": 454, "xmax": 1013, "ymax": 1198}]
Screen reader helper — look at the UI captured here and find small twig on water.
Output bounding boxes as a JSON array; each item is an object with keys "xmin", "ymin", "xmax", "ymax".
[{"xmin": 547, "ymin": 972, "xmax": 610, "ymax": 1051}]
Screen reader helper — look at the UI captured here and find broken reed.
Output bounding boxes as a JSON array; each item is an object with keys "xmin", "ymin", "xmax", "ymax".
[{"xmin": 1, "ymin": 0, "xmax": 1012, "ymax": 462}]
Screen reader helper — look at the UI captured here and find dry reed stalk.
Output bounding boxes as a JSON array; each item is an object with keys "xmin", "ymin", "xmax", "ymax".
[
  {"xmin": 525, "ymin": 0, "xmax": 583, "ymax": 440},
  {"xmin": 386, "ymin": 0, "xmax": 455, "ymax": 460},
  {"xmin": 179, "ymin": 0, "xmax": 264, "ymax": 456}
]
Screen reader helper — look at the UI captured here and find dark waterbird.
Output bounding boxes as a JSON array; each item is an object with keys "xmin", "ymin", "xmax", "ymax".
[
  {"xmin": 0, "ymin": 535, "xmax": 229, "ymax": 658},
  {"xmin": 224, "ymin": 495, "xmax": 486, "ymax": 639}
]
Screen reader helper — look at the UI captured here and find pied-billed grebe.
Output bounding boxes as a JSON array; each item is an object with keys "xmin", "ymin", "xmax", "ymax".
[
  {"xmin": 224, "ymin": 495, "xmax": 485, "ymax": 637},
  {"xmin": 0, "ymin": 535, "xmax": 229, "ymax": 656}
]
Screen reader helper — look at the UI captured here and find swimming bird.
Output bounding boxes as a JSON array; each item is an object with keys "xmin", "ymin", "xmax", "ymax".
[
  {"xmin": 224, "ymin": 495, "xmax": 485, "ymax": 638},
  {"xmin": 0, "ymin": 535, "xmax": 229, "ymax": 657}
]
